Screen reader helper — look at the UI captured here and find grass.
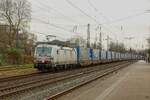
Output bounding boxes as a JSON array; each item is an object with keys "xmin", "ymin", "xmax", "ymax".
[
  {"xmin": 0, "ymin": 64, "xmax": 38, "ymax": 78},
  {"xmin": 0, "ymin": 64, "xmax": 33, "ymax": 71}
]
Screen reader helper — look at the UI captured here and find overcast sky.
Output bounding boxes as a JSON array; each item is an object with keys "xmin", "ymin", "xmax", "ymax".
[{"xmin": 28, "ymin": 0, "xmax": 150, "ymax": 50}]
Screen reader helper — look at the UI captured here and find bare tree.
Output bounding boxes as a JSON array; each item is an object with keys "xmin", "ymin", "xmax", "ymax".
[
  {"xmin": 0, "ymin": 0, "xmax": 32, "ymax": 64},
  {"xmin": 0, "ymin": 0, "xmax": 31, "ymax": 47}
]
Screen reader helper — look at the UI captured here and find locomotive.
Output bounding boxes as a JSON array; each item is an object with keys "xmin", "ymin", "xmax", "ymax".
[{"xmin": 34, "ymin": 41, "xmax": 143, "ymax": 72}]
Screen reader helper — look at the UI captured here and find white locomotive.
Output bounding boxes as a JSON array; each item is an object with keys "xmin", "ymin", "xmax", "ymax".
[{"xmin": 34, "ymin": 43, "xmax": 77, "ymax": 71}]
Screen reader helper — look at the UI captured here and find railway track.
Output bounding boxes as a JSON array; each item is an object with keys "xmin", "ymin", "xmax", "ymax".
[
  {"xmin": 0, "ymin": 62, "xmax": 114, "ymax": 82},
  {"xmin": 48, "ymin": 61, "xmax": 133, "ymax": 100},
  {"xmin": 0, "ymin": 61, "xmax": 134, "ymax": 100}
]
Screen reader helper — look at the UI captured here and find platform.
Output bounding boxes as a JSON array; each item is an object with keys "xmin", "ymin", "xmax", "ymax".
[
  {"xmin": 57, "ymin": 61, "xmax": 150, "ymax": 100},
  {"xmin": 95, "ymin": 60, "xmax": 150, "ymax": 100}
]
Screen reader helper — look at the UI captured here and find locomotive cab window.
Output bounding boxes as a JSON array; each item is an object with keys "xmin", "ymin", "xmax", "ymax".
[{"xmin": 36, "ymin": 47, "xmax": 52, "ymax": 57}]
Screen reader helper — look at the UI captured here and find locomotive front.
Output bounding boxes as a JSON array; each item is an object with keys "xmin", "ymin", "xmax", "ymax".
[{"xmin": 34, "ymin": 44, "xmax": 53, "ymax": 71}]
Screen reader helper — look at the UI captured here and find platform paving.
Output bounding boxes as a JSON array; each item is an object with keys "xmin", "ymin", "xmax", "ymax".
[
  {"xmin": 95, "ymin": 60, "xmax": 150, "ymax": 100},
  {"xmin": 57, "ymin": 61, "xmax": 150, "ymax": 100}
]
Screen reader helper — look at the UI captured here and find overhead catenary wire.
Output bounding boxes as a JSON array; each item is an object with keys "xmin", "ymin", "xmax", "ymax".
[
  {"xmin": 87, "ymin": 0, "xmax": 110, "ymax": 23},
  {"xmin": 64, "ymin": 0, "xmax": 122, "ymax": 37},
  {"xmin": 33, "ymin": 0, "xmax": 81, "ymax": 24},
  {"xmin": 79, "ymin": 0, "xmax": 148, "ymax": 33},
  {"xmin": 31, "ymin": 0, "xmax": 148, "ymax": 44},
  {"xmin": 33, "ymin": 0, "xmax": 145, "ymax": 33},
  {"xmin": 32, "ymin": 17, "xmax": 114, "ymax": 43},
  {"xmin": 34, "ymin": 0, "xmax": 147, "ymax": 26},
  {"xmin": 32, "ymin": 17, "xmax": 86, "ymax": 37},
  {"xmin": 87, "ymin": 0, "xmax": 125, "ymax": 34},
  {"xmin": 65, "ymin": 0, "xmax": 99, "ymax": 24},
  {"xmin": 103, "ymin": 12, "xmax": 146, "ymax": 25},
  {"xmin": 32, "ymin": 18, "xmax": 98, "ymax": 40}
]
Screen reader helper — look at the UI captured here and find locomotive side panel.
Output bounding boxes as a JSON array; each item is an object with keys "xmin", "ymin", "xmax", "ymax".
[{"xmin": 51, "ymin": 47, "xmax": 77, "ymax": 65}]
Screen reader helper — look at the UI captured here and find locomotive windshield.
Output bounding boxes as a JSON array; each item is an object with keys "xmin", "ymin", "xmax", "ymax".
[{"xmin": 36, "ymin": 47, "xmax": 52, "ymax": 57}]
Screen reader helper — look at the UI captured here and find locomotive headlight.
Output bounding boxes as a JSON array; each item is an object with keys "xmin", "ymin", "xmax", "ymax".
[
  {"xmin": 34, "ymin": 59, "xmax": 38, "ymax": 63},
  {"xmin": 42, "ymin": 60, "xmax": 45, "ymax": 63}
]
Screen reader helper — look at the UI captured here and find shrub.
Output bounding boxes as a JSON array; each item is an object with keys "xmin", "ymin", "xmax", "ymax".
[{"xmin": 6, "ymin": 48, "xmax": 22, "ymax": 64}]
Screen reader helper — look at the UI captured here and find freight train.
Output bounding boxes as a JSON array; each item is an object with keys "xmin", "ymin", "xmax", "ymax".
[{"xmin": 34, "ymin": 42, "xmax": 143, "ymax": 72}]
